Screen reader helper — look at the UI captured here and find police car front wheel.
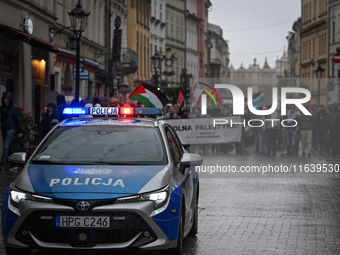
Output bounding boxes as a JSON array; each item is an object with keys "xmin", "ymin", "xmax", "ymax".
[
  {"xmin": 160, "ymin": 202, "xmax": 184, "ymax": 255},
  {"xmin": 189, "ymin": 187, "xmax": 199, "ymax": 237}
]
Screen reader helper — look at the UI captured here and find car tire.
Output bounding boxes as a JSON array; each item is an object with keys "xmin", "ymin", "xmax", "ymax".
[
  {"xmin": 175, "ymin": 205, "xmax": 184, "ymax": 255},
  {"xmin": 159, "ymin": 202, "xmax": 184, "ymax": 255},
  {"xmin": 5, "ymin": 247, "xmax": 31, "ymax": 255},
  {"xmin": 189, "ymin": 187, "xmax": 199, "ymax": 236}
]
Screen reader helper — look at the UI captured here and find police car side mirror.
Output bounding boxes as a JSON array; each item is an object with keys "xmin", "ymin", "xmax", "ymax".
[
  {"xmin": 8, "ymin": 152, "xmax": 26, "ymax": 165},
  {"xmin": 179, "ymin": 153, "xmax": 203, "ymax": 174}
]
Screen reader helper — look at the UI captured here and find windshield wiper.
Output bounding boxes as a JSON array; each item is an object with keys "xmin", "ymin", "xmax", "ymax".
[
  {"xmin": 31, "ymin": 160, "xmax": 67, "ymax": 165},
  {"xmin": 31, "ymin": 160, "xmax": 160, "ymax": 165},
  {"xmin": 93, "ymin": 161, "xmax": 155, "ymax": 165}
]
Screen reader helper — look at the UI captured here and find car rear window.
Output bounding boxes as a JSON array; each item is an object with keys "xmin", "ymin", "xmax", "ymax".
[{"xmin": 32, "ymin": 126, "xmax": 167, "ymax": 165}]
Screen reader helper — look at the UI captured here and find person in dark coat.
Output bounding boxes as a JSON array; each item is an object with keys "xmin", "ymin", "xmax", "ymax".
[
  {"xmin": 39, "ymin": 102, "xmax": 59, "ymax": 140},
  {"xmin": 0, "ymin": 92, "xmax": 23, "ymax": 169},
  {"xmin": 322, "ymin": 107, "xmax": 332, "ymax": 152},
  {"xmin": 315, "ymin": 105, "xmax": 327, "ymax": 150},
  {"xmin": 328, "ymin": 106, "xmax": 340, "ymax": 158},
  {"xmin": 298, "ymin": 109, "xmax": 313, "ymax": 157},
  {"xmin": 56, "ymin": 94, "xmax": 67, "ymax": 121}
]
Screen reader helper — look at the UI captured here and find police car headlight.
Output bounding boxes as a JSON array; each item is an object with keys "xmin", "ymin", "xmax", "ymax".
[
  {"xmin": 116, "ymin": 186, "xmax": 169, "ymax": 210},
  {"xmin": 10, "ymin": 190, "xmax": 53, "ymax": 208},
  {"xmin": 142, "ymin": 190, "xmax": 168, "ymax": 209}
]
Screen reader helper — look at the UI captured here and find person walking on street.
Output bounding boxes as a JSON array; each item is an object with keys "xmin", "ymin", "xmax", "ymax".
[
  {"xmin": 328, "ymin": 106, "xmax": 340, "ymax": 158},
  {"xmin": 311, "ymin": 105, "xmax": 318, "ymax": 148},
  {"xmin": 0, "ymin": 92, "xmax": 23, "ymax": 170},
  {"xmin": 323, "ymin": 107, "xmax": 331, "ymax": 152},
  {"xmin": 294, "ymin": 107, "xmax": 302, "ymax": 153},
  {"xmin": 39, "ymin": 103, "xmax": 59, "ymax": 140},
  {"xmin": 56, "ymin": 94, "xmax": 67, "ymax": 122},
  {"xmin": 164, "ymin": 106, "xmax": 178, "ymax": 119},
  {"xmin": 266, "ymin": 107, "xmax": 280, "ymax": 156},
  {"xmin": 191, "ymin": 107, "xmax": 202, "ymax": 153},
  {"xmin": 298, "ymin": 106, "xmax": 313, "ymax": 157},
  {"xmin": 315, "ymin": 105, "xmax": 326, "ymax": 151},
  {"xmin": 284, "ymin": 105, "xmax": 299, "ymax": 155}
]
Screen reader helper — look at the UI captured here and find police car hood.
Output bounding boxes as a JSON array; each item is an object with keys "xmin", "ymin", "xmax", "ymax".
[{"xmin": 15, "ymin": 164, "xmax": 170, "ymax": 200}]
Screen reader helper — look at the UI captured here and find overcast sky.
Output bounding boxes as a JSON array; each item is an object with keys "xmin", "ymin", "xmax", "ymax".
[{"xmin": 209, "ymin": 0, "xmax": 301, "ymax": 70}]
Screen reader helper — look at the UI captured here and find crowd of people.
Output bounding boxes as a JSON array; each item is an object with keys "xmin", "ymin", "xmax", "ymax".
[
  {"xmin": 1, "ymin": 90, "xmax": 339, "ymax": 172},
  {"xmin": 255, "ymin": 103, "xmax": 340, "ymax": 159},
  {"xmin": 163, "ymin": 103, "xmax": 340, "ymax": 159}
]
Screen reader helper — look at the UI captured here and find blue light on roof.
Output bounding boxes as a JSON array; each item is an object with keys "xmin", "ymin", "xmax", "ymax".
[
  {"xmin": 135, "ymin": 108, "xmax": 162, "ymax": 115},
  {"xmin": 63, "ymin": 108, "xmax": 88, "ymax": 115}
]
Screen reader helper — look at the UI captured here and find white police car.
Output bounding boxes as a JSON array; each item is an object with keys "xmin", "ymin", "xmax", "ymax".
[{"xmin": 2, "ymin": 107, "xmax": 202, "ymax": 255}]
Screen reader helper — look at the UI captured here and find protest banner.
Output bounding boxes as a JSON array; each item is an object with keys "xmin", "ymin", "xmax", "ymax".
[{"xmin": 164, "ymin": 116, "xmax": 242, "ymax": 145}]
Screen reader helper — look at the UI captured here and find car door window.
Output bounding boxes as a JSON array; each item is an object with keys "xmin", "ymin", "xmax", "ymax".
[
  {"xmin": 165, "ymin": 127, "xmax": 180, "ymax": 167},
  {"xmin": 168, "ymin": 126, "xmax": 184, "ymax": 156}
]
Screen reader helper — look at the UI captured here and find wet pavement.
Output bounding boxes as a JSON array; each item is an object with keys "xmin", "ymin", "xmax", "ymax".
[{"xmin": 0, "ymin": 147, "xmax": 340, "ymax": 254}]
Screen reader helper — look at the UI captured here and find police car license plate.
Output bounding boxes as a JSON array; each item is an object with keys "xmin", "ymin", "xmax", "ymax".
[{"xmin": 56, "ymin": 216, "xmax": 110, "ymax": 228}]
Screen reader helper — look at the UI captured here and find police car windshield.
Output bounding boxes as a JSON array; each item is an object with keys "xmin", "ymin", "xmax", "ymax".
[{"xmin": 32, "ymin": 126, "xmax": 167, "ymax": 165}]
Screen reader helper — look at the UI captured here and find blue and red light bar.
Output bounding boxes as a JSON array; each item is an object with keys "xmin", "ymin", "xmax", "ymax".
[{"xmin": 63, "ymin": 107, "xmax": 162, "ymax": 116}]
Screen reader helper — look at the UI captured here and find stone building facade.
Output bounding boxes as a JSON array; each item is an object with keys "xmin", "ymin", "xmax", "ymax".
[
  {"xmin": 301, "ymin": 0, "xmax": 328, "ymax": 105},
  {"xmin": 328, "ymin": 0, "xmax": 340, "ymax": 104}
]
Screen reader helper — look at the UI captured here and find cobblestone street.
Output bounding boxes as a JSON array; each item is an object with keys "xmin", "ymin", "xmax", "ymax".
[{"xmin": 0, "ymin": 148, "xmax": 340, "ymax": 254}]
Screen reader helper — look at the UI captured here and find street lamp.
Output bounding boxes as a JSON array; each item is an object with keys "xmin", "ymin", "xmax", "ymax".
[
  {"xmin": 68, "ymin": 0, "xmax": 90, "ymax": 105},
  {"xmin": 314, "ymin": 65, "xmax": 324, "ymax": 106},
  {"xmin": 151, "ymin": 52, "xmax": 163, "ymax": 89}
]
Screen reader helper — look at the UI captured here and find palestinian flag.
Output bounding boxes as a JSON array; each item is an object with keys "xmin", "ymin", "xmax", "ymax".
[
  {"xmin": 178, "ymin": 91, "xmax": 185, "ymax": 107},
  {"xmin": 252, "ymin": 92, "xmax": 265, "ymax": 107},
  {"xmin": 129, "ymin": 83, "xmax": 169, "ymax": 108}
]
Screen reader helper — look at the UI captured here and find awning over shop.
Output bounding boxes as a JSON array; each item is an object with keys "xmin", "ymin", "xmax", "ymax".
[
  {"xmin": 83, "ymin": 58, "xmax": 99, "ymax": 73},
  {"xmin": 56, "ymin": 48, "xmax": 76, "ymax": 65},
  {"xmin": 1, "ymin": 25, "xmax": 99, "ymax": 73},
  {"xmin": 56, "ymin": 49, "xmax": 99, "ymax": 74},
  {"xmin": 2, "ymin": 26, "xmax": 58, "ymax": 53}
]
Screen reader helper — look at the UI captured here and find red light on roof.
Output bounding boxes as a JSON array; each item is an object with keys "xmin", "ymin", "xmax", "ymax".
[{"xmin": 121, "ymin": 107, "xmax": 133, "ymax": 115}]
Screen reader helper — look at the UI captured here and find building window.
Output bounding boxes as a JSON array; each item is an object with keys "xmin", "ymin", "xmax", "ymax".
[
  {"xmin": 333, "ymin": 22, "xmax": 335, "ymax": 44},
  {"xmin": 180, "ymin": 19, "xmax": 184, "ymax": 42},
  {"xmin": 176, "ymin": 17, "xmax": 179, "ymax": 41},
  {"xmin": 141, "ymin": 0, "xmax": 144, "ymax": 24},
  {"xmin": 160, "ymin": 4, "xmax": 163, "ymax": 21},
  {"xmin": 140, "ymin": 34, "xmax": 142, "ymax": 78},
  {"xmin": 144, "ymin": 36, "xmax": 146, "ymax": 77},
  {"xmin": 136, "ymin": 0, "xmax": 139, "ymax": 22},
  {"xmin": 170, "ymin": 14, "xmax": 174, "ymax": 38},
  {"xmin": 147, "ymin": 4, "xmax": 150, "ymax": 28},
  {"xmin": 166, "ymin": 12, "xmax": 169, "ymax": 37},
  {"xmin": 137, "ymin": 31, "xmax": 139, "ymax": 76}
]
